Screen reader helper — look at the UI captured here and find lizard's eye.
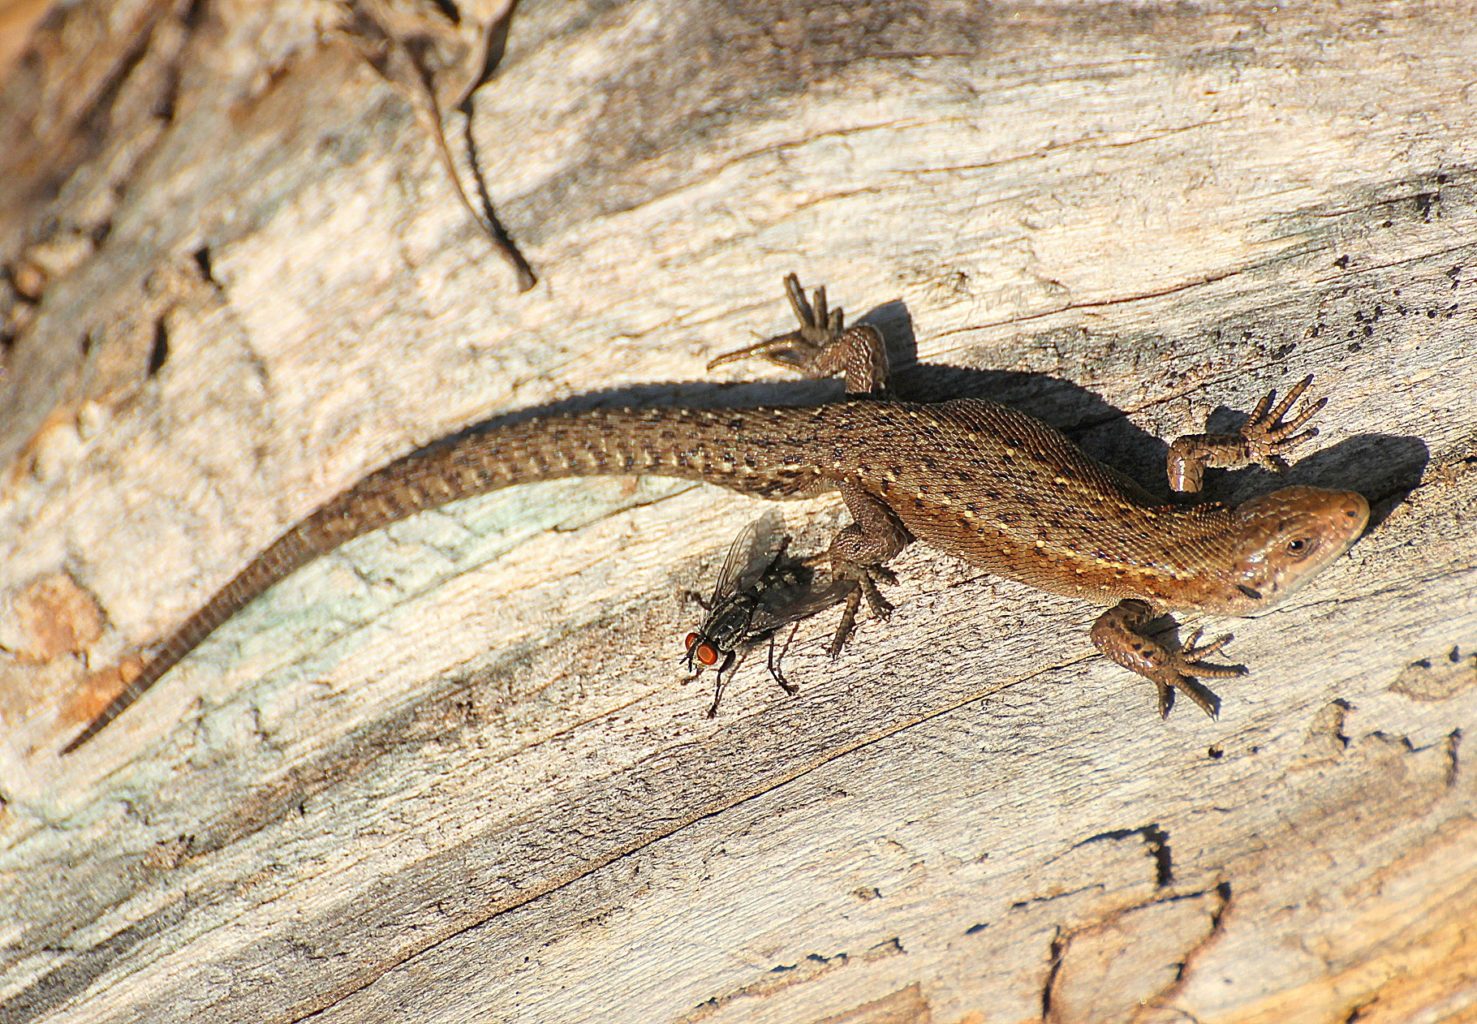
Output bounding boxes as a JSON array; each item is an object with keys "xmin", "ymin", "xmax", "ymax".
[{"xmin": 1285, "ymin": 537, "xmax": 1312, "ymax": 558}]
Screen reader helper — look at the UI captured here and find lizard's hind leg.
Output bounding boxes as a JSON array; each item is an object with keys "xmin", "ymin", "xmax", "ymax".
[
  {"xmin": 826, "ymin": 483, "xmax": 911, "ymax": 656},
  {"xmin": 708, "ymin": 274, "xmax": 890, "ymax": 396}
]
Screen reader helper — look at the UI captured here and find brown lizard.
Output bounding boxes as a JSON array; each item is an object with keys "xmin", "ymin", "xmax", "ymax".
[{"xmin": 61, "ymin": 275, "xmax": 1370, "ymax": 753}]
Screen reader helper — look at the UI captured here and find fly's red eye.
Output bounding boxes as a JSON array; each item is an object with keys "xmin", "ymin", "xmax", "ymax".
[
  {"xmin": 684, "ymin": 632, "xmax": 700, "ymax": 651},
  {"xmin": 696, "ymin": 643, "xmax": 720, "ymax": 667}
]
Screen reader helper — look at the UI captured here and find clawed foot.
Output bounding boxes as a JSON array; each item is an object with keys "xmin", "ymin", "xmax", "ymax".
[
  {"xmin": 1146, "ymin": 627, "xmax": 1246, "ymax": 719},
  {"xmin": 827, "ymin": 564, "xmax": 897, "ymax": 657},
  {"xmin": 1091, "ymin": 599, "xmax": 1246, "ymax": 719},
  {"xmin": 709, "ymin": 273, "xmax": 844, "ymax": 373},
  {"xmin": 1238, "ymin": 374, "xmax": 1327, "ymax": 473},
  {"xmin": 1166, "ymin": 374, "xmax": 1329, "ymax": 492},
  {"xmin": 708, "ymin": 274, "xmax": 889, "ymax": 396}
]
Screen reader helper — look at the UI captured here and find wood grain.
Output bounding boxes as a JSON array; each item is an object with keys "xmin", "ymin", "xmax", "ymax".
[{"xmin": 1, "ymin": 2, "xmax": 1474, "ymax": 1022}]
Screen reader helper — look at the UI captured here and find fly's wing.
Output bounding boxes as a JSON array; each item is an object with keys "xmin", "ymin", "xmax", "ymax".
[
  {"xmin": 745, "ymin": 576, "xmax": 853, "ymax": 639},
  {"xmin": 706, "ymin": 517, "xmax": 775, "ymax": 608},
  {"xmin": 689, "ymin": 519, "xmax": 771, "ymax": 667}
]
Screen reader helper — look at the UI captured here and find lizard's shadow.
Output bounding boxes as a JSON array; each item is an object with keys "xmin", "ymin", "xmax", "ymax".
[
  {"xmin": 867, "ymin": 297, "xmax": 1427, "ymax": 520},
  {"xmin": 443, "ymin": 296, "xmax": 1426, "ymax": 519}
]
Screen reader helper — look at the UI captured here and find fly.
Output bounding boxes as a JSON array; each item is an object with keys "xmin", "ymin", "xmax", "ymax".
[{"xmin": 683, "ymin": 517, "xmax": 850, "ymax": 717}]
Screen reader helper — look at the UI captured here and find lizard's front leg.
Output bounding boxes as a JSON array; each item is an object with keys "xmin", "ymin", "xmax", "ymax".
[
  {"xmin": 1091, "ymin": 599, "xmax": 1245, "ymax": 718},
  {"xmin": 1166, "ymin": 375, "xmax": 1327, "ymax": 492},
  {"xmin": 1110, "ymin": 370, "xmax": 1335, "ymax": 715},
  {"xmin": 708, "ymin": 273, "xmax": 890, "ymax": 397},
  {"xmin": 1122, "ymin": 375, "xmax": 1330, "ymax": 715}
]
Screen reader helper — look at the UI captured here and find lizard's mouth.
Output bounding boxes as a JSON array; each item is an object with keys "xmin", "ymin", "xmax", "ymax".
[{"xmin": 1227, "ymin": 487, "xmax": 1370, "ymax": 614}]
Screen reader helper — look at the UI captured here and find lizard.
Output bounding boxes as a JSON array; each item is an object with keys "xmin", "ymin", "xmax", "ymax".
[{"xmin": 60, "ymin": 274, "xmax": 1371, "ymax": 753}]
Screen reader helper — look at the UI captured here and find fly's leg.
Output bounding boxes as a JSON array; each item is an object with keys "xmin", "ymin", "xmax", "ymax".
[
  {"xmin": 1166, "ymin": 375, "xmax": 1328, "ymax": 492},
  {"xmin": 1090, "ymin": 599, "xmax": 1246, "ymax": 718},
  {"xmin": 708, "ymin": 273, "xmax": 890, "ymax": 397},
  {"xmin": 705, "ymin": 649, "xmax": 738, "ymax": 718},
  {"xmin": 766, "ymin": 624, "xmax": 802, "ymax": 696}
]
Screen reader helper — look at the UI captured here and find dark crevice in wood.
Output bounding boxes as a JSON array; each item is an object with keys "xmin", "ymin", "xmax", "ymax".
[
  {"xmin": 74, "ymin": 13, "xmax": 168, "ymax": 157},
  {"xmin": 192, "ymin": 244, "xmax": 219, "ymax": 287},
  {"xmin": 6, "ymin": 897, "xmax": 197, "ymax": 1023},
  {"xmin": 1039, "ymin": 927, "xmax": 1066, "ymax": 1021},
  {"xmin": 427, "ymin": 0, "xmax": 461, "ymax": 25},
  {"xmin": 1145, "ymin": 824, "xmax": 1173, "ymax": 887},
  {"xmin": 1071, "ymin": 822, "xmax": 1173, "ymax": 887},
  {"xmin": 147, "ymin": 319, "xmax": 170, "ymax": 377},
  {"xmin": 183, "ymin": 0, "xmax": 210, "ymax": 30}
]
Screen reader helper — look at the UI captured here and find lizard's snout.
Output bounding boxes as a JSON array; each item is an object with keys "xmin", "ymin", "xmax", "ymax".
[{"xmin": 1336, "ymin": 491, "xmax": 1371, "ymax": 536}]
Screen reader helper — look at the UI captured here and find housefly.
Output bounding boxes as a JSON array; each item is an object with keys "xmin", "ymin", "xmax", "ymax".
[{"xmin": 683, "ymin": 517, "xmax": 849, "ymax": 717}]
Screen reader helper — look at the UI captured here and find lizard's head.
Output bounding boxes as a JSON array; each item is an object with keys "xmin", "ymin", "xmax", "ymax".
[{"xmin": 1217, "ymin": 486, "xmax": 1369, "ymax": 614}]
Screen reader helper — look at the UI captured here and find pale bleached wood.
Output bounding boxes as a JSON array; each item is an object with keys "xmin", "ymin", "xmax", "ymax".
[{"xmin": 1, "ymin": 2, "xmax": 1475, "ymax": 1023}]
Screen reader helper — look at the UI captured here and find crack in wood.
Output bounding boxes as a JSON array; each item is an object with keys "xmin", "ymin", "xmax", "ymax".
[{"xmin": 276, "ymin": 663, "xmax": 1052, "ymax": 1020}]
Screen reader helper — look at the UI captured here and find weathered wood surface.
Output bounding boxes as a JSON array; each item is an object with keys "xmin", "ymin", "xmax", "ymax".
[{"xmin": 2, "ymin": 2, "xmax": 1475, "ymax": 1021}]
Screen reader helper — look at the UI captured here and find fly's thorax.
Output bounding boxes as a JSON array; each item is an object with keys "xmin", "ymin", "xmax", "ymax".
[
  {"xmin": 702, "ymin": 593, "xmax": 763, "ymax": 652},
  {"xmin": 1205, "ymin": 486, "xmax": 1370, "ymax": 615}
]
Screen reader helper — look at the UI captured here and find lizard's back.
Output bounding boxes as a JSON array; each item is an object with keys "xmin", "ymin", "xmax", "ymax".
[{"xmin": 828, "ymin": 399, "xmax": 1239, "ymax": 607}]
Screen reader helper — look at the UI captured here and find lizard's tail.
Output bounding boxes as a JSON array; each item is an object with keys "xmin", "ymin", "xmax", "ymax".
[
  {"xmin": 62, "ymin": 406, "xmax": 818, "ymax": 753},
  {"xmin": 61, "ymin": 523, "xmax": 323, "ymax": 754}
]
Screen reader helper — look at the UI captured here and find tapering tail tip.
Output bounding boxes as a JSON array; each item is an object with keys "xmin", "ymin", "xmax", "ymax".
[
  {"xmin": 60, "ymin": 726, "xmax": 94, "ymax": 756},
  {"xmin": 59, "ymin": 671, "xmax": 150, "ymax": 756},
  {"xmin": 60, "ymin": 704, "xmax": 120, "ymax": 755}
]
